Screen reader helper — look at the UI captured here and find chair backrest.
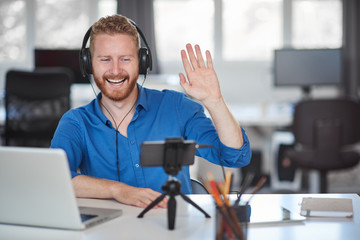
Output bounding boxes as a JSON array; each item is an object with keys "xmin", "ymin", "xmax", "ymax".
[
  {"xmin": 293, "ymin": 98, "xmax": 360, "ymax": 149},
  {"xmin": 4, "ymin": 67, "xmax": 73, "ymax": 147},
  {"xmin": 191, "ymin": 178, "xmax": 209, "ymax": 194}
]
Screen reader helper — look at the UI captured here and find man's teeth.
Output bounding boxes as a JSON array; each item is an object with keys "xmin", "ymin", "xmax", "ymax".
[{"xmin": 107, "ymin": 78, "xmax": 125, "ymax": 83}]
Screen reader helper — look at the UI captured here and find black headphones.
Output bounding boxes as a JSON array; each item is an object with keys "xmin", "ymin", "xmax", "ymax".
[{"xmin": 79, "ymin": 20, "xmax": 152, "ymax": 77}]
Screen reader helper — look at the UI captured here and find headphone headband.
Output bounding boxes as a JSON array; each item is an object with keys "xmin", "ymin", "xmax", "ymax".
[
  {"xmin": 79, "ymin": 20, "xmax": 152, "ymax": 77},
  {"xmin": 81, "ymin": 27, "xmax": 92, "ymax": 52}
]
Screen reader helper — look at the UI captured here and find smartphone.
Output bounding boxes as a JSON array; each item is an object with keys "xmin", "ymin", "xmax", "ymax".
[{"xmin": 140, "ymin": 139, "xmax": 196, "ymax": 167}]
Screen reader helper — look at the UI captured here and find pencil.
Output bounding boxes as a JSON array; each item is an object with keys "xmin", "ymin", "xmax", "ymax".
[
  {"xmin": 224, "ymin": 169, "xmax": 232, "ymax": 195},
  {"xmin": 218, "ymin": 182, "xmax": 245, "ymax": 240},
  {"xmin": 249, "ymin": 176, "xmax": 267, "ymax": 194},
  {"xmin": 246, "ymin": 176, "xmax": 267, "ymax": 204},
  {"xmin": 206, "ymin": 173, "xmax": 223, "ymax": 205},
  {"xmin": 207, "ymin": 172, "xmax": 244, "ymax": 240},
  {"xmin": 235, "ymin": 172, "xmax": 254, "ymax": 205}
]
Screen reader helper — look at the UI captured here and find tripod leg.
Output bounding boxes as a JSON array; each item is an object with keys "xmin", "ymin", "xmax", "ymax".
[
  {"xmin": 137, "ymin": 193, "xmax": 167, "ymax": 218},
  {"xmin": 167, "ymin": 196, "xmax": 177, "ymax": 230},
  {"xmin": 180, "ymin": 193, "xmax": 211, "ymax": 218}
]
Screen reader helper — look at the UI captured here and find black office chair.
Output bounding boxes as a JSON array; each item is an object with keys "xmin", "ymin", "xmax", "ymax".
[
  {"xmin": 191, "ymin": 178, "xmax": 209, "ymax": 194},
  {"xmin": 286, "ymin": 98, "xmax": 360, "ymax": 193},
  {"xmin": 4, "ymin": 67, "xmax": 73, "ymax": 147}
]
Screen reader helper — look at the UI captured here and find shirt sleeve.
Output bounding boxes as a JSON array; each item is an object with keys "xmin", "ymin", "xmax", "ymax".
[
  {"xmin": 50, "ymin": 110, "xmax": 84, "ymax": 178},
  {"xmin": 175, "ymin": 93, "xmax": 251, "ymax": 168}
]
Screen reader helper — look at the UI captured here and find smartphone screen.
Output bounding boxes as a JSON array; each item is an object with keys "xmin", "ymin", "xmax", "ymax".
[{"xmin": 140, "ymin": 139, "xmax": 196, "ymax": 167}]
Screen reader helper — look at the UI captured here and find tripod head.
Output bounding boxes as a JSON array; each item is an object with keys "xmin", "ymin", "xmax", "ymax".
[{"xmin": 163, "ymin": 138, "xmax": 189, "ymax": 176}]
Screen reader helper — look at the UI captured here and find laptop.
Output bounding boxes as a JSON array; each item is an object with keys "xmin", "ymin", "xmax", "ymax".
[{"xmin": 0, "ymin": 146, "xmax": 122, "ymax": 230}]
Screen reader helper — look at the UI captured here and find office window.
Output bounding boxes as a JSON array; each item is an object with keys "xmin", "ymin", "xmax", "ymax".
[
  {"xmin": 154, "ymin": 0, "xmax": 214, "ymax": 61},
  {"xmin": 98, "ymin": 0, "xmax": 117, "ymax": 18},
  {"xmin": 35, "ymin": 0, "xmax": 117, "ymax": 49},
  {"xmin": 154, "ymin": 0, "xmax": 282, "ymax": 62},
  {"xmin": 0, "ymin": 0, "xmax": 26, "ymax": 61},
  {"xmin": 292, "ymin": 0, "xmax": 342, "ymax": 48},
  {"xmin": 35, "ymin": 0, "xmax": 89, "ymax": 49},
  {"xmin": 154, "ymin": 0, "xmax": 342, "ymax": 63},
  {"xmin": 223, "ymin": 0, "xmax": 282, "ymax": 61}
]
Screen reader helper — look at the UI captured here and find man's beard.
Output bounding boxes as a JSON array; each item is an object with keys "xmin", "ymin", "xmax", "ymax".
[{"xmin": 93, "ymin": 72, "xmax": 138, "ymax": 102}]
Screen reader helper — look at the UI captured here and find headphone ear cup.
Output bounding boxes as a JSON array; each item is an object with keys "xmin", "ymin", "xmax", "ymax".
[
  {"xmin": 80, "ymin": 48, "xmax": 92, "ymax": 76},
  {"xmin": 138, "ymin": 47, "xmax": 150, "ymax": 75}
]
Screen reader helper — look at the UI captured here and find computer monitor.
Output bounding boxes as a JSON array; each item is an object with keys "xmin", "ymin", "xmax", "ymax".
[
  {"xmin": 34, "ymin": 49, "xmax": 88, "ymax": 83},
  {"xmin": 274, "ymin": 48, "xmax": 342, "ymax": 95}
]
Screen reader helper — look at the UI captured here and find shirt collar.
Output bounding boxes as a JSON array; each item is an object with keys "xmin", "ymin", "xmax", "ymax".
[{"xmin": 136, "ymin": 83, "xmax": 149, "ymax": 112}]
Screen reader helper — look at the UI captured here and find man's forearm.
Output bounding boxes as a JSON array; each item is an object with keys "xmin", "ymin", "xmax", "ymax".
[
  {"xmin": 72, "ymin": 175, "xmax": 168, "ymax": 208},
  {"xmin": 203, "ymin": 97, "xmax": 244, "ymax": 149},
  {"xmin": 72, "ymin": 175, "xmax": 119, "ymax": 199}
]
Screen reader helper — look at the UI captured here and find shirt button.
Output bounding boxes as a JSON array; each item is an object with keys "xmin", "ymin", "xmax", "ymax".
[
  {"xmin": 135, "ymin": 164, "xmax": 139, "ymax": 167},
  {"xmin": 130, "ymin": 140, "xmax": 135, "ymax": 144}
]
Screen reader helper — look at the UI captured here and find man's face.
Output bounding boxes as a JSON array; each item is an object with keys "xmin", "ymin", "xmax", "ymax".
[{"xmin": 92, "ymin": 33, "xmax": 139, "ymax": 102}]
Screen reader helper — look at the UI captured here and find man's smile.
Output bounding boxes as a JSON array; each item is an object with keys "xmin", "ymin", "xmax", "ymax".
[{"xmin": 106, "ymin": 78, "xmax": 126, "ymax": 84}]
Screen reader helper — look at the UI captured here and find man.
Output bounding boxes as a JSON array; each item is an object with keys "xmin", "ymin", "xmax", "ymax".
[{"xmin": 51, "ymin": 14, "xmax": 251, "ymax": 208}]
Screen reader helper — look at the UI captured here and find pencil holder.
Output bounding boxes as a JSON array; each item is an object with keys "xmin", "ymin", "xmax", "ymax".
[
  {"xmin": 215, "ymin": 205, "xmax": 250, "ymax": 240},
  {"xmin": 233, "ymin": 204, "xmax": 251, "ymax": 222}
]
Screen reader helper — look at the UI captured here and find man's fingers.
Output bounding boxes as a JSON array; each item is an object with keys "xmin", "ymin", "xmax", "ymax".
[
  {"xmin": 142, "ymin": 189, "xmax": 168, "ymax": 209},
  {"xmin": 205, "ymin": 50, "xmax": 213, "ymax": 69},
  {"xmin": 179, "ymin": 73, "xmax": 190, "ymax": 91},
  {"xmin": 181, "ymin": 49, "xmax": 194, "ymax": 78},
  {"xmin": 159, "ymin": 196, "xmax": 168, "ymax": 208},
  {"xmin": 194, "ymin": 44, "xmax": 206, "ymax": 68},
  {"xmin": 185, "ymin": 43, "xmax": 200, "ymax": 69}
]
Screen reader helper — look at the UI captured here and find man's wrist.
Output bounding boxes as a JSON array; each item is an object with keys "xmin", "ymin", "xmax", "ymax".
[
  {"xmin": 202, "ymin": 96, "xmax": 226, "ymax": 113},
  {"xmin": 109, "ymin": 180, "xmax": 123, "ymax": 199}
]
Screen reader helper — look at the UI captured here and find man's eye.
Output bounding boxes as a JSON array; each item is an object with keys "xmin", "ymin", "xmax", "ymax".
[{"xmin": 100, "ymin": 58, "xmax": 110, "ymax": 62}]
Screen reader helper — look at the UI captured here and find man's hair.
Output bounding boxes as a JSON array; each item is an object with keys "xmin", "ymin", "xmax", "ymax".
[{"xmin": 89, "ymin": 14, "xmax": 140, "ymax": 54}]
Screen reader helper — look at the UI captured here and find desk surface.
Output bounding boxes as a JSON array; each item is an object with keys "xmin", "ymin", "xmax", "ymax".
[
  {"xmin": 228, "ymin": 103, "xmax": 293, "ymax": 127},
  {"xmin": 0, "ymin": 193, "xmax": 359, "ymax": 240}
]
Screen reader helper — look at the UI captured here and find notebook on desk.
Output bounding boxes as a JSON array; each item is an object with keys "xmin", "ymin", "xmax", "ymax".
[
  {"xmin": 0, "ymin": 146, "xmax": 122, "ymax": 230},
  {"xmin": 300, "ymin": 197, "xmax": 353, "ymax": 218}
]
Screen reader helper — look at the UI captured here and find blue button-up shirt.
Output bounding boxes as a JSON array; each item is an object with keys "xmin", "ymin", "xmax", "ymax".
[{"xmin": 50, "ymin": 86, "xmax": 251, "ymax": 193}]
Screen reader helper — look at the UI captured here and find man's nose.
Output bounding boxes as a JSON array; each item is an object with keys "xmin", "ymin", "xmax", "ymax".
[{"xmin": 110, "ymin": 60, "xmax": 122, "ymax": 75}]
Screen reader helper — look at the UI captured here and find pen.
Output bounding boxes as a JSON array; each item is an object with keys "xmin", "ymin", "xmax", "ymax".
[
  {"xmin": 246, "ymin": 176, "xmax": 267, "ymax": 205},
  {"xmin": 235, "ymin": 172, "xmax": 254, "ymax": 205}
]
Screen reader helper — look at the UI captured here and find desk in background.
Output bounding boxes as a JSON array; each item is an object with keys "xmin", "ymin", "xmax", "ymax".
[
  {"xmin": 0, "ymin": 81, "xmax": 294, "ymax": 129},
  {"xmin": 228, "ymin": 102, "xmax": 293, "ymax": 128},
  {"xmin": 0, "ymin": 193, "xmax": 359, "ymax": 240}
]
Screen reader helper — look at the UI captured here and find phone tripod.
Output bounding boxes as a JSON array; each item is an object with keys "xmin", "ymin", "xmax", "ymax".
[
  {"xmin": 137, "ymin": 176, "xmax": 210, "ymax": 230},
  {"xmin": 137, "ymin": 138, "xmax": 210, "ymax": 230}
]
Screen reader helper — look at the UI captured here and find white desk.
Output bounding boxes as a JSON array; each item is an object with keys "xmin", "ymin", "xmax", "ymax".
[
  {"xmin": 0, "ymin": 193, "xmax": 359, "ymax": 240},
  {"xmin": 228, "ymin": 102, "xmax": 293, "ymax": 127}
]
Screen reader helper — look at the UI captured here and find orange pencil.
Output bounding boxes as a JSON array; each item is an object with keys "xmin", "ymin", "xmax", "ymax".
[
  {"xmin": 206, "ymin": 172, "xmax": 223, "ymax": 206},
  {"xmin": 207, "ymin": 173, "xmax": 233, "ymax": 239},
  {"xmin": 224, "ymin": 170, "xmax": 232, "ymax": 195},
  {"xmin": 207, "ymin": 172, "xmax": 244, "ymax": 240},
  {"xmin": 218, "ymin": 181, "xmax": 245, "ymax": 240}
]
